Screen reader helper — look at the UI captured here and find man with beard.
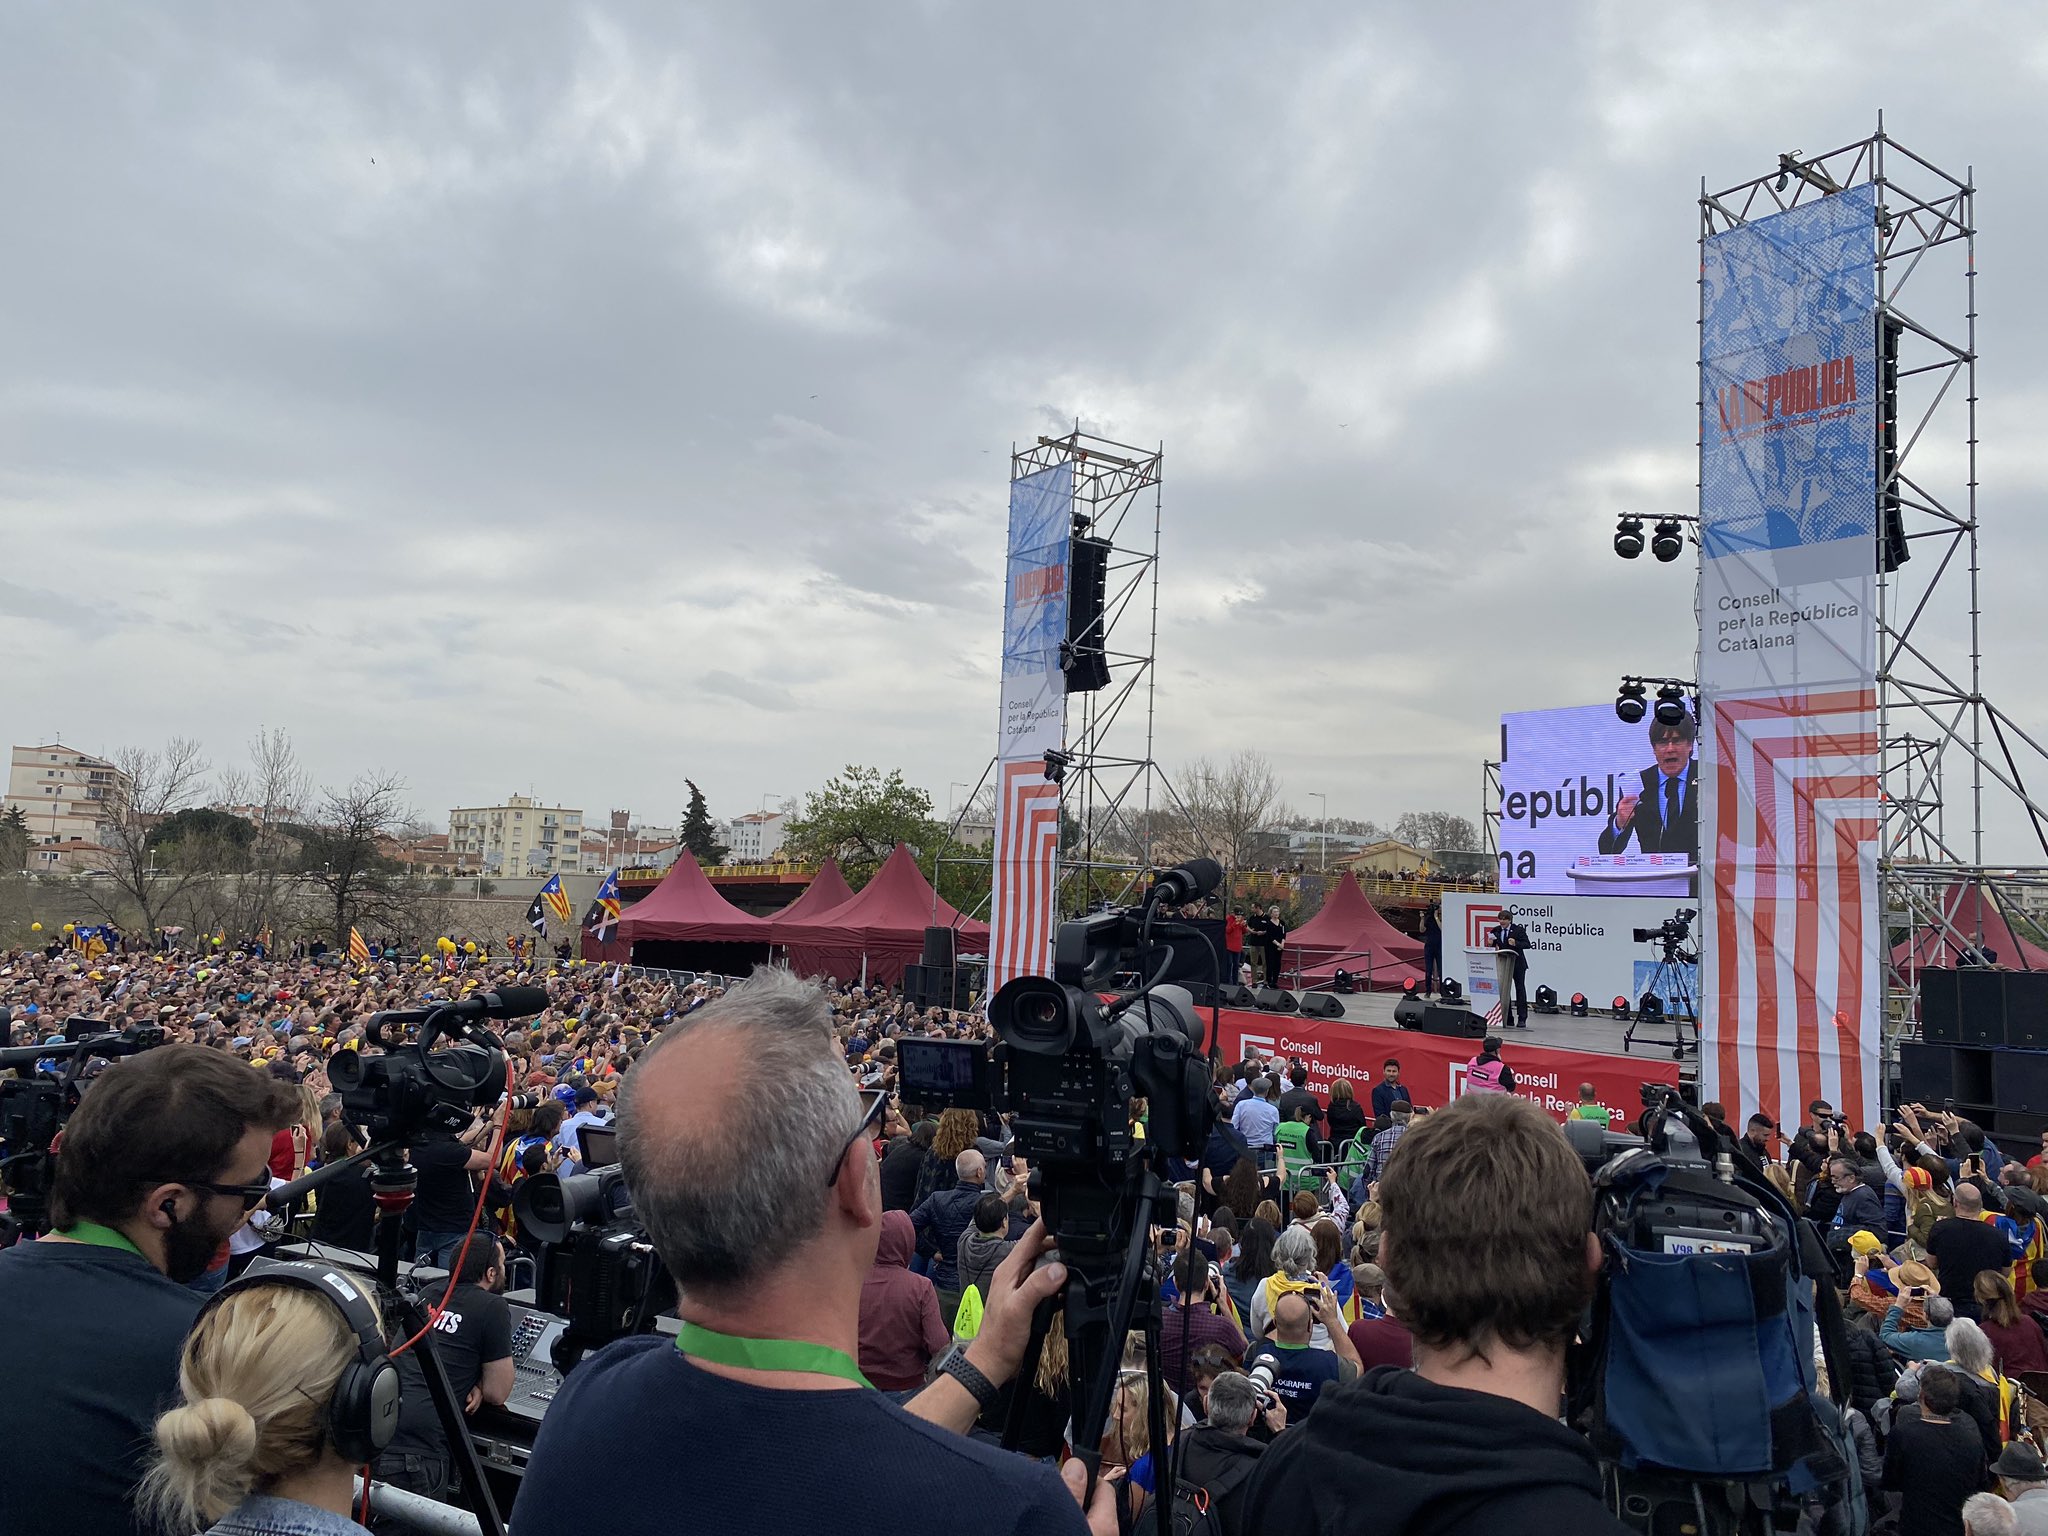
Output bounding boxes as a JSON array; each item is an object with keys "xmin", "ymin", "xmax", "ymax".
[{"xmin": 0, "ymin": 1045, "xmax": 299, "ymax": 1536}]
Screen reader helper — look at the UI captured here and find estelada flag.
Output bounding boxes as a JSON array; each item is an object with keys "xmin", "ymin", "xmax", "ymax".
[{"xmin": 539, "ymin": 874, "xmax": 572, "ymax": 924}]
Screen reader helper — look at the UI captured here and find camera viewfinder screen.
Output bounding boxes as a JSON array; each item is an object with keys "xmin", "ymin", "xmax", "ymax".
[{"xmin": 897, "ymin": 1037, "xmax": 991, "ymax": 1110}]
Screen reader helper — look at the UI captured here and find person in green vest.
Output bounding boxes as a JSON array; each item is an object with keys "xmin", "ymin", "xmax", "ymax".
[
  {"xmin": 1567, "ymin": 1083, "xmax": 1613, "ymax": 1127},
  {"xmin": 1276, "ymin": 1103, "xmax": 1317, "ymax": 1196}
]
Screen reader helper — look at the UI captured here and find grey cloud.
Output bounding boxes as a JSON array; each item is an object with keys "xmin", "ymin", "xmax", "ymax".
[{"xmin": 1, "ymin": 4, "xmax": 2045, "ymax": 851}]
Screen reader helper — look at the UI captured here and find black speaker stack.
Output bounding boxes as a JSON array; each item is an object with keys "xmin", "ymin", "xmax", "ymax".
[
  {"xmin": 1394, "ymin": 999, "xmax": 1485, "ymax": 1038},
  {"xmin": 1904, "ymin": 967, "xmax": 2048, "ymax": 1146}
]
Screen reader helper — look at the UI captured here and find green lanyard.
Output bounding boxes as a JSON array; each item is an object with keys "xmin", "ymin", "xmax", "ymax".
[
  {"xmin": 675, "ymin": 1322, "xmax": 872, "ymax": 1388},
  {"xmin": 54, "ymin": 1220, "xmax": 146, "ymax": 1258}
]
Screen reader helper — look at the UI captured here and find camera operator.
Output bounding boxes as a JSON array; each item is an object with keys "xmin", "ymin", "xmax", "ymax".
[
  {"xmin": 1244, "ymin": 1093, "xmax": 1629, "ymax": 1536},
  {"xmin": 516, "ymin": 967, "xmax": 1112, "ymax": 1535},
  {"xmin": 1177, "ymin": 1371, "xmax": 1285, "ymax": 1536},
  {"xmin": 410, "ymin": 1113, "xmax": 504, "ymax": 1270},
  {"xmin": 375, "ymin": 1236, "xmax": 514, "ymax": 1504},
  {"xmin": 0, "ymin": 1045, "xmax": 302, "ymax": 1536}
]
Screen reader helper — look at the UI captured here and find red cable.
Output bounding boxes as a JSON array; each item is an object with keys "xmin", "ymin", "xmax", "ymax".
[{"xmin": 390, "ymin": 1055, "xmax": 516, "ymax": 1360}]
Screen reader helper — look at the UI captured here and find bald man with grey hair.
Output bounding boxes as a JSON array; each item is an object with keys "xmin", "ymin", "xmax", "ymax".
[{"xmin": 518, "ymin": 967, "xmax": 1110, "ymax": 1535}]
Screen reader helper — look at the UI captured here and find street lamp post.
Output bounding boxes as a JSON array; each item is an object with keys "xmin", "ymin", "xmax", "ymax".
[{"xmin": 1309, "ymin": 793, "xmax": 1327, "ymax": 873}]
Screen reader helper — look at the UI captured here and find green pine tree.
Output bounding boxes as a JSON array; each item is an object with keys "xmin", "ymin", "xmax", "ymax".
[{"xmin": 680, "ymin": 780, "xmax": 728, "ymax": 865}]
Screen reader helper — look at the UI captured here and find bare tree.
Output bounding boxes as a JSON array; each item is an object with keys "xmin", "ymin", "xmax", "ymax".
[
  {"xmin": 1172, "ymin": 751, "xmax": 1283, "ymax": 912},
  {"xmin": 1393, "ymin": 810, "xmax": 1482, "ymax": 855},
  {"xmin": 298, "ymin": 773, "xmax": 414, "ymax": 946},
  {"xmin": 86, "ymin": 737, "xmax": 211, "ymax": 934}
]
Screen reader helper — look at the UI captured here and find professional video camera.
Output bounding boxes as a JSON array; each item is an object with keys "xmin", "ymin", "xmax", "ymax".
[
  {"xmin": 896, "ymin": 859, "xmax": 1222, "ymax": 1501},
  {"xmin": 514, "ymin": 1159, "xmax": 673, "ymax": 1376},
  {"xmin": 324, "ymin": 986, "xmax": 548, "ymax": 1140},
  {"xmin": 0, "ymin": 1019, "xmax": 168, "ymax": 1246},
  {"xmin": 1567, "ymin": 1085, "xmax": 1859, "ymax": 1536},
  {"xmin": 1632, "ymin": 907, "xmax": 1698, "ymax": 950}
]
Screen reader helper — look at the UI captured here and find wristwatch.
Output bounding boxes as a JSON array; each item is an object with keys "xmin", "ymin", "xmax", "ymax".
[{"xmin": 940, "ymin": 1351, "xmax": 1002, "ymax": 1413}]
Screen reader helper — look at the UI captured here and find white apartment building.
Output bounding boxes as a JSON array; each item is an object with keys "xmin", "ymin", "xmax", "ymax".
[
  {"xmin": 725, "ymin": 811, "xmax": 787, "ymax": 863},
  {"xmin": 5, "ymin": 743, "xmax": 128, "ymax": 866},
  {"xmin": 447, "ymin": 794, "xmax": 584, "ymax": 876}
]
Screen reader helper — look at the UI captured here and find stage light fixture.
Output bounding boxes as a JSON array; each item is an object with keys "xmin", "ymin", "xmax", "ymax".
[
  {"xmin": 1534, "ymin": 985, "xmax": 1558, "ymax": 1014},
  {"xmin": 1636, "ymin": 993, "xmax": 1666, "ymax": 1021},
  {"xmin": 1610, "ymin": 995, "xmax": 1632, "ymax": 1021},
  {"xmin": 1043, "ymin": 749, "xmax": 1073, "ymax": 786},
  {"xmin": 1401, "ymin": 977, "xmax": 1419, "ymax": 996},
  {"xmin": 1653, "ymin": 684, "xmax": 1689, "ymax": 726},
  {"xmin": 1334, "ymin": 969, "xmax": 1356, "ymax": 995},
  {"xmin": 1615, "ymin": 680, "xmax": 1648, "ymax": 724},
  {"xmin": 1613, "ymin": 515, "xmax": 1645, "ymax": 560},
  {"xmin": 1439, "ymin": 978, "xmax": 1464, "ymax": 1004},
  {"xmin": 1651, "ymin": 519, "xmax": 1684, "ymax": 562},
  {"xmin": 1569, "ymin": 992, "xmax": 1589, "ymax": 1017}
]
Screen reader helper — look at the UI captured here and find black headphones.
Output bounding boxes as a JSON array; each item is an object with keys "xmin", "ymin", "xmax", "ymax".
[{"xmin": 193, "ymin": 1261, "xmax": 401, "ymax": 1464}]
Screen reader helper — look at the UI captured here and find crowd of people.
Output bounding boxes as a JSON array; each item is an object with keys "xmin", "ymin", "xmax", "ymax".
[{"xmin": 11, "ymin": 930, "xmax": 2048, "ymax": 1536}]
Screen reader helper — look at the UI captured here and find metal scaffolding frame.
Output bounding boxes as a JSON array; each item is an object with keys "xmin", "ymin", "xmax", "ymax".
[
  {"xmin": 1699, "ymin": 119, "xmax": 2048, "ymax": 1057},
  {"xmin": 937, "ymin": 429, "xmax": 1183, "ymax": 927}
]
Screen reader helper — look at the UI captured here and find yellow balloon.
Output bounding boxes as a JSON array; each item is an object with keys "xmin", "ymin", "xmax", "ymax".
[
  {"xmin": 418, "ymin": 954, "xmax": 430, "ymax": 965},
  {"xmin": 30, "ymin": 922, "xmax": 41, "ymax": 932},
  {"xmin": 463, "ymin": 940, "xmax": 477, "ymax": 954},
  {"xmin": 63, "ymin": 923, "xmax": 76, "ymax": 935}
]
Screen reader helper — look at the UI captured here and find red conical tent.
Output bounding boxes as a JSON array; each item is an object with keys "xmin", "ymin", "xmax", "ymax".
[
  {"xmin": 1890, "ymin": 880, "xmax": 2048, "ymax": 973},
  {"xmin": 771, "ymin": 858, "xmax": 856, "ymax": 925},
  {"xmin": 1282, "ymin": 871, "xmax": 1425, "ymax": 988},
  {"xmin": 774, "ymin": 843, "xmax": 989, "ymax": 985},
  {"xmin": 616, "ymin": 851, "xmax": 770, "ymax": 943}
]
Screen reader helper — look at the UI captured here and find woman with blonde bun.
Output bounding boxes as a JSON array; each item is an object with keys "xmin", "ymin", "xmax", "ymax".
[{"xmin": 140, "ymin": 1267, "xmax": 387, "ymax": 1536}]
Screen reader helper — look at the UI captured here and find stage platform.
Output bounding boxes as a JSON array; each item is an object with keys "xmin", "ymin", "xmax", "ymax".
[{"xmin": 1252, "ymin": 988, "xmax": 1700, "ymax": 1067}]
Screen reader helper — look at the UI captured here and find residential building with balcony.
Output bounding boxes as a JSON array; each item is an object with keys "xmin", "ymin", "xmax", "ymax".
[{"xmin": 447, "ymin": 794, "xmax": 584, "ymax": 877}]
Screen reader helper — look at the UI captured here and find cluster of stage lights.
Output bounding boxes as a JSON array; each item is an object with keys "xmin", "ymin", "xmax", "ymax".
[
  {"xmin": 1613, "ymin": 514, "xmax": 1689, "ymax": 564},
  {"xmin": 1615, "ymin": 677, "xmax": 1696, "ymax": 727}
]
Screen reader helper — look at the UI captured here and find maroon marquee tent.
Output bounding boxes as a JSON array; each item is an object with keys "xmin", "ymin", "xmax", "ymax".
[
  {"xmin": 615, "ymin": 851, "xmax": 773, "ymax": 973},
  {"xmin": 1282, "ymin": 871, "xmax": 1426, "ymax": 989},
  {"xmin": 770, "ymin": 858, "xmax": 856, "ymax": 925},
  {"xmin": 774, "ymin": 842, "xmax": 989, "ymax": 986}
]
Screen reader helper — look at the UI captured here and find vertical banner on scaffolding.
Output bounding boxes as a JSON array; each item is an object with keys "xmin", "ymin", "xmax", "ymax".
[
  {"xmin": 989, "ymin": 463, "xmax": 1073, "ymax": 995},
  {"xmin": 1699, "ymin": 184, "xmax": 1882, "ymax": 1131}
]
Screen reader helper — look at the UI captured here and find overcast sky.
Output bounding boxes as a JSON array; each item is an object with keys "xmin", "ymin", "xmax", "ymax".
[{"xmin": 5, "ymin": 5, "xmax": 2047, "ymax": 856}]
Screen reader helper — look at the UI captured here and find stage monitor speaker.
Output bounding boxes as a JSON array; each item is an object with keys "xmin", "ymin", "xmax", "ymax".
[
  {"xmin": 1994, "ymin": 1048, "xmax": 2048, "ymax": 1115},
  {"xmin": 1186, "ymin": 983, "xmax": 1219, "ymax": 1008},
  {"xmin": 1959, "ymin": 968, "xmax": 2007, "ymax": 1048},
  {"xmin": 1420, "ymin": 1004, "xmax": 1486, "ymax": 1039},
  {"xmin": 1217, "ymin": 984, "xmax": 1258, "ymax": 1009},
  {"xmin": 1919, "ymin": 968, "xmax": 1962, "ymax": 1044},
  {"xmin": 2007, "ymin": 971, "xmax": 2048, "ymax": 1050},
  {"xmin": 1393, "ymin": 996, "xmax": 1428, "ymax": 1029},
  {"xmin": 1898, "ymin": 1041, "xmax": 1955, "ymax": 1106},
  {"xmin": 1298, "ymin": 992, "xmax": 1343, "ymax": 1019},
  {"xmin": 921, "ymin": 926, "xmax": 956, "ymax": 968},
  {"xmin": 1254, "ymin": 987, "xmax": 1299, "ymax": 1014},
  {"xmin": 1062, "ymin": 535, "xmax": 1112, "ymax": 693}
]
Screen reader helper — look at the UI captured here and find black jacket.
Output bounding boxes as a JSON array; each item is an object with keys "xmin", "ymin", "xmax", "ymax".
[
  {"xmin": 1243, "ymin": 1367, "xmax": 1630, "ymax": 1536},
  {"xmin": 1838, "ymin": 1324, "xmax": 1900, "ymax": 1417},
  {"xmin": 1598, "ymin": 763, "xmax": 1698, "ymax": 856},
  {"xmin": 1173, "ymin": 1425, "xmax": 1265, "ymax": 1536}
]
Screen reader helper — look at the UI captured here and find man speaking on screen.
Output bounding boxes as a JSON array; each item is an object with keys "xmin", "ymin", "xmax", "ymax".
[{"xmin": 1597, "ymin": 712, "xmax": 1698, "ymax": 858}]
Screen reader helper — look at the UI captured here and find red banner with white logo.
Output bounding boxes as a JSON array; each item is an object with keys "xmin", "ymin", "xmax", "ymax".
[{"xmin": 1210, "ymin": 1009, "xmax": 1677, "ymax": 1127}]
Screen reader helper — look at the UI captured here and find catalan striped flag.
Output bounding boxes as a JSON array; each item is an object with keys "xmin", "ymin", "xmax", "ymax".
[
  {"xmin": 348, "ymin": 927, "xmax": 370, "ymax": 964},
  {"xmin": 539, "ymin": 874, "xmax": 573, "ymax": 924}
]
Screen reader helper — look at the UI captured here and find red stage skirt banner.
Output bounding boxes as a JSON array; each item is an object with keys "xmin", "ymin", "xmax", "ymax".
[{"xmin": 1209, "ymin": 1009, "xmax": 1677, "ymax": 1128}]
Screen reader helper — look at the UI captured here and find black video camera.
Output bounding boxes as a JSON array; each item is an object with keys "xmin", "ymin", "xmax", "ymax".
[
  {"xmin": 0, "ymin": 1019, "xmax": 169, "ymax": 1245},
  {"xmin": 514, "ymin": 1163, "xmax": 671, "ymax": 1374},
  {"xmin": 1632, "ymin": 908, "xmax": 1698, "ymax": 947},
  {"xmin": 896, "ymin": 861, "xmax": 1224, "ymax": 1476},
  {"xmin": 325, "ymin": 986, "xmax": 547, "ymax": 1142}
]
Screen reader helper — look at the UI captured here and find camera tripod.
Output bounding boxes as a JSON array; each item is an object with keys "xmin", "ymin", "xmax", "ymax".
[{"xmin": 1622, "ymin": 943, "xmax": 1700, "ymax": 1060}]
